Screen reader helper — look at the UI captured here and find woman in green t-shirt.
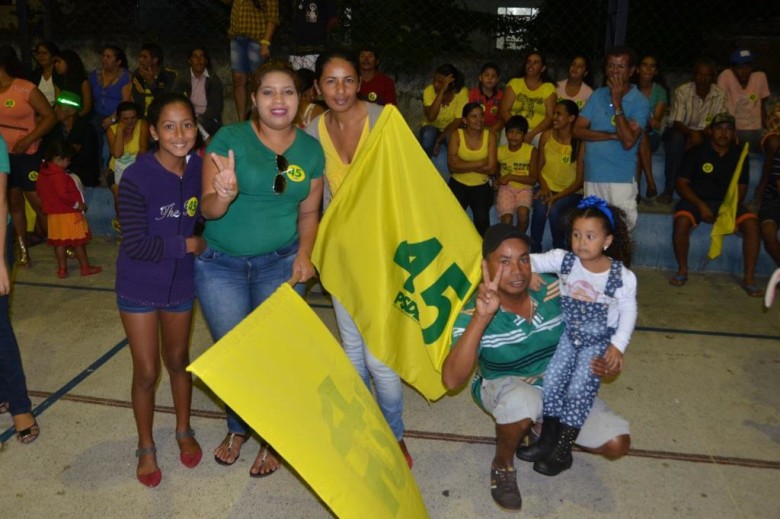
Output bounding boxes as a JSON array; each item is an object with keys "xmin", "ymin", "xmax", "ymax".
[{"xmin": 196, "ymin": 60, "xmax": 325, "ymax": 478}]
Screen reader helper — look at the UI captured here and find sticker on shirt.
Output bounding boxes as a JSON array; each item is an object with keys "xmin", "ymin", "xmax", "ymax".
[
  {"xmin": 749, "ymin": 93, "xmax": 758, "ymax": 103},
  {"xmin": 702, "ymin": 162, "xmax": 714, "ymax": 174},
  {"xmin": 610, "ymin": 114, "xmax": 616, "ymax": 126},
  {"xmin": 568, "ymin": 279, "xmax": 600, "ymax": 302},
  {"xmin": 28, "ymin": 170, "xmax": 38, "ymax": 182},
  {"xmin": 368, "ymin": 92, "xmax": 377, "ymax": 102},
  {"xmin": 561, "ymin": 155, "xmax": 571, "ymax": 164},
  {"xmin": 185, "ymin": 197, "xmax": 198, "ymax": 217},
  {"xmin": 4, "ymin": 99, "xmax": 15, "ymax": 108},
  {"xmin": 286, "ymin": 164, "xmax": 306, "ymax": 182}
]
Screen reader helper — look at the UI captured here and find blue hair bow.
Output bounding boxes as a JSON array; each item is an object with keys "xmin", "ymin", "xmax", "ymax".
[{"xmin": 577, "ymin": 195, "xmax": 614, "ymax": 230}]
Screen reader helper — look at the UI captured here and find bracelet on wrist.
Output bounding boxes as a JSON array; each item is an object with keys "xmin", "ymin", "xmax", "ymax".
[
  {"xmin": 260, "ymin": 39, "xmax": 271, "ymax": 46},
  {"xmin": 614, "ymin": 108, "xmax": 624, "ymax": 116}
]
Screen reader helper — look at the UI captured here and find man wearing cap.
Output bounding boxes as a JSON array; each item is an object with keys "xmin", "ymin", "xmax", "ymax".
[
  {"xmin": 442, "ymin": 224, "xmax": 630, "ymax": 512},
  {"xmin": 717, "ymin": 49, "xmax": 771, "ymax": 153},
  {"xmin": 51, "ymin": 91, "xmax": 100, "ymax": 187},
  {"xmin": 669, "ymin": 113, "xmax": 762, "ymax": 296},
  {"xmin": 574, "ymin": 46, "xmax": 650, "ymax": 230},
  {"xmin": 657, "ymin": 59, "xmax": 729, "ymax": 204}
]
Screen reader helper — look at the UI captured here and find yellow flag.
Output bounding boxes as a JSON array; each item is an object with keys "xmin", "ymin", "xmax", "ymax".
[
  {"xmin": 312, "ymin": 106, "xmax": 483, "ymax": 401},
  {"xmin": 188, "ymin": 284, "xmax": 427, "ymax": 519},
  {"xmin": 708, "ymin": 143, "xmax": 750, "ymax": 259}
]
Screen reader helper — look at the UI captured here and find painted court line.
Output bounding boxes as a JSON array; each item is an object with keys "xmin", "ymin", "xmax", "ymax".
[
  {"xmin": 0, "ymin": 338, "xmax": 129, "ymax": 443},
  {"xmin": 15, "ymin": 390, "xmax": 780, "ymax": 471},
  {"xmin": 15, "ymin": 281, "xmax": 780, "ymax": 341}
]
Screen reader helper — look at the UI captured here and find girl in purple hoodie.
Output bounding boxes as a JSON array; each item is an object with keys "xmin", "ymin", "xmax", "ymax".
[{"xmin": 115, "ymin": 93, "xmax": 204, "ymax": 487}]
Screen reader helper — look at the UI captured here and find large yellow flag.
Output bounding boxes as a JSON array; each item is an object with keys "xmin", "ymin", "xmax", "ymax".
[
  {"xmin": 708, "ymin": 143, "xmax": 750, "ymax": 259},
  {"xmin": 188, "ymin": 284, "xmax": 427, "ymax": 519},
  {"xmin": 312, "ymin": 106, "xmax": 483, "ymax": 401}
]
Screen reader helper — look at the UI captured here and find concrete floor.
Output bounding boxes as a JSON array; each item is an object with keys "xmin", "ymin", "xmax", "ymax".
[{"xmin": 1, "ymin": 237, "xmax": 779, "ymax": 518}]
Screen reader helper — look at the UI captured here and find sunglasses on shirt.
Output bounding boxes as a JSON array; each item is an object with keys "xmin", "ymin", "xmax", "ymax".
[{"xmin": 274, "ymin": 154, "xmax": 289, "ymax": 194}]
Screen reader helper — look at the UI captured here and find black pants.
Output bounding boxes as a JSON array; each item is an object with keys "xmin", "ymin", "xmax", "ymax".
[{"xmin": 448, "ymin": 178, "xmax": 493, "ymax": 236}]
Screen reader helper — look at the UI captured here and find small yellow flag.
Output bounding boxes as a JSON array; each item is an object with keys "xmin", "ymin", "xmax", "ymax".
[
  {"xmin": 708, "ymin": 143, "xmax": 750, "ymax": 259},
  {"xmin": 312, "ymin": 106, "xmax": 483, "ymax": 401},
  {"xmin": 188, "ymin": 284, "xmax": 428, "ymax": 519}
]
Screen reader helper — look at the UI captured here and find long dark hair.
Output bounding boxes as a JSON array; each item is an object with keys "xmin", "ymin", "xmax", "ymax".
[
  {"xmin": 55, "ymin": 49, "xmax": 87, "ymax": 87},
  {"xmin": 435, "ymin": 63, "xmax": 465, "ymax": 93},
  {"xmin": 518, "ymin": 51, "xmax": 553, "ymax": 83},
  {"xmin": 558, "ymin": 99, "xmax": 581, "ymax": 162},
  {"xmin": 0, "ymin": 45, "xmax": 26, "ymax": 79}
]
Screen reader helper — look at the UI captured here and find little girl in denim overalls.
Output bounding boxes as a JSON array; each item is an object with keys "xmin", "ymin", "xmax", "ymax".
[{"xmin": 517, "ymin": 195, "xmax": 637, "ymax": 476}]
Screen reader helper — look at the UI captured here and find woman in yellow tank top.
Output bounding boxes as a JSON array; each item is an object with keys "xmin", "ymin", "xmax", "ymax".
[
  {"xmin": 106, "ymin": 101, "xmax": 148, "ymax": 227},
  {"xmin": 530, "ymin": 99, "xmax": 584, "ymax": 252},
  {"xmin": 447, "ymin": 102, "xmax": 497, "ymax": 235}
]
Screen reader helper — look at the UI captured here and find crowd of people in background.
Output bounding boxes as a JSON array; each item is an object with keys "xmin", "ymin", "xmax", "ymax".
[{"xmin": 1, "ymin": 2, "xmax": 779, "ymax": 511}]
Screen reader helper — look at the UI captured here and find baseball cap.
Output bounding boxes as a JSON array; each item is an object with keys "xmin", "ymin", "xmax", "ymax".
[
  {"xmin": 55, "ymin": 90, "xmax": 82, "ymax": 111},
  {"xmin": 482, "ymin": 223, "xmax": 530, "ymax": 257},
  {"xmin": 730, "ymin": 49, "xmax": 755, "ymax": 65},
  {"xmin": 710, "ymin": 112, "xmax": 736, "ymax": 129}
]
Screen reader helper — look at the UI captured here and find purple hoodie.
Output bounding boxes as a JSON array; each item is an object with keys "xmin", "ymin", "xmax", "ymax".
[{"xmin": 115, "ymin": 152, "xmax": 202, "ymax": 306}]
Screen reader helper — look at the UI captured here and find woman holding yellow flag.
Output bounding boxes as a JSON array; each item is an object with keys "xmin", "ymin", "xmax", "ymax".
[
  {"xmin": 306, "ymin": 48, "xmax": 413, "ymax": 468},
  {"xmin": 197, "ymin": 60, "xmax": 325, "ymax": 476}
]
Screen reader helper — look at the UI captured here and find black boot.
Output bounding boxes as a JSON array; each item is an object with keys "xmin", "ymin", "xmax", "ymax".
[
  {"xmin": 533, "ymin": 422, "xmax": 580, "ymax": 476},
  {"xmin": 516, "ymin": 416, "xmax": 559, "ymax": 462}
]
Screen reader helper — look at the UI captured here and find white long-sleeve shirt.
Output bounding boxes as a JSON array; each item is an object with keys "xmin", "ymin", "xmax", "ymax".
[{"xmin": 531, "ymin": 249, "xmax": 637, "ymax": 352}]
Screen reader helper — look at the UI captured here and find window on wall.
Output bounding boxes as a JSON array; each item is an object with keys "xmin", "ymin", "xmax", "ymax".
[{"xmin": 496, "ymin": 7, "xmax": 539, "ymax": 50}]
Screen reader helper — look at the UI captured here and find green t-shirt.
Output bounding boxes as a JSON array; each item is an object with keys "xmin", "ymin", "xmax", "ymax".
[
  {"xmin": 205, "ymin": 122, "xmax": 324, "ymax": 256},
  {"xmin": 450, "ymin": 274, "xmax": 564, "ymax": 405}
]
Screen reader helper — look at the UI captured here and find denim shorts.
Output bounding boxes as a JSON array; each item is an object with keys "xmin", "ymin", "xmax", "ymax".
[
  {"xmin": 117, "ymin": 296, "xmax": 194, "ymax": 314},
  {"xmin": 230, "ymin": 36, "xmax": 263, "ymax": 74}
]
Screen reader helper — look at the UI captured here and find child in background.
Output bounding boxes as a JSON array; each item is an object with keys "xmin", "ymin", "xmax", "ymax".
[
  {"xmin": 496, "ymin": 115, "xmax": 538, "ymax": 232},
  {"xmin": 556, "ymin": 56, "xmax": 593, "ymax": 110},
  {"xmin": 517, "ymin": 196, "xmax": 636, "ymax": 476},
  {"xmin": 469, "ymin": 62, "xmax": 504, "ymax": 135},
  {"xmin": 36, "ymin": 140, "xmax": 101, "ymax": 279}
]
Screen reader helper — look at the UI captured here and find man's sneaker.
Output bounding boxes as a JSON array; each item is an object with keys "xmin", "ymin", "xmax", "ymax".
[{"xmin": 490, "ymin": 465, "xmax": 522, "ymax": 511}]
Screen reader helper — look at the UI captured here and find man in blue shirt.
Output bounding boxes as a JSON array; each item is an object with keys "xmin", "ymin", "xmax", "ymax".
[{"xmin": 574, "ymin": 46, "xmax": 650, "ymax": 230}]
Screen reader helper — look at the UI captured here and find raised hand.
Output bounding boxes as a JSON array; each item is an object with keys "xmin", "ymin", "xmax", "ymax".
[
  {"xmin": 475, "ymin": 259, "xmax": 503, "ymax": 318},
  {"xmin": 210, "ymin": 150, "xmax": 238, "ymax": 201}
]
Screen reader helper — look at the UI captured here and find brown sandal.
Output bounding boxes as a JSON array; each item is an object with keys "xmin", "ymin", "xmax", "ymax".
[
  {"xmin": 214, "ymin": 432, "xmax": 247, "ymax": 466},
  {"xmin": 250, "ymin": 444, "xmax": 281, "ymax": 478}
]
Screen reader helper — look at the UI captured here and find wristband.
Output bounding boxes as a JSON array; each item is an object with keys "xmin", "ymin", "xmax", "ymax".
[
  {"xmin": 613, "ymin": 108, "xmax": 624, "ymax": 116},
  {"xmin": 260, "ymin": 39, "xmax": 271, "ymax": 46}
]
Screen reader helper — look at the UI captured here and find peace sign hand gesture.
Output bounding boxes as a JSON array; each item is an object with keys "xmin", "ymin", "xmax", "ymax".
[
  {"xmin": 210, "ymin": 150, "xmax": 238, "ymax": 202},
  {"xmin": 475, "ymin": 259, "xmax": 503, "ymax": 319}
]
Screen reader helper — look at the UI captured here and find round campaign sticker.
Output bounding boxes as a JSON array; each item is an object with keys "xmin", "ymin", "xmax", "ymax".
[
  {"xmin": 4, "ymin": 99, "xmax": 15, "ymax": 108},
  {"xmin": 490, "ymin": 106, "xmax": 498, "ymax": 116},
  {"xmin": 749, "ymin": 93, "xmax": 758, "ymax": 102},
  {"xmin": 286, "ymin": 165, "xmax": 305, "ymax": 182},
  {"xmin": 185, "ymin": 196, "xmax": 198, "ymax": 217},
  {"xmin": 562, "ymin": 155, "xmax": 571, "ymax": 164},
  {"xmin": 702, "ymin": 163, "xmax": 714, "ymax": 173},
  {"xmin": 610, "ymin": 114, "xmax": 616, "ymax": 126},
  {"xmin": 28, "ymin": 170, "xmax": 38, "ymax": 182},
  {"xmin": 368, "ymin": 92, "xmax": 377, "ymax": 102}
]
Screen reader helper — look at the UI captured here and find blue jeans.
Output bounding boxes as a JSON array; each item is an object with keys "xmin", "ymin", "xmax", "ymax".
[
  {"xmin": 332, "ymin": 297, "xmax": 405, "ymax": 440},
  {"xmin": 419, "ymin": 125, "xmax": 450, "ymax": 182},
  {"xmin": 529, "ymin": 192, "xmax": 582, "ymax": 252},
  {"xmin": 194, "ymin": 240, "xmax": 303, "ymax": 435},
  {"xmin": 0, "ymin": 221, "xmax": 31, "ymax": 415},
  {"xmin": 230, "ymin": 36, "xmax": 263, "ymax": 74}
]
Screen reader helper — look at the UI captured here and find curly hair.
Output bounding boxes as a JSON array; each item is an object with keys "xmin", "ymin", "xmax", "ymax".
[{"xmin": 566, "ymin": 202, "xmax": 633, "ymax": 267}]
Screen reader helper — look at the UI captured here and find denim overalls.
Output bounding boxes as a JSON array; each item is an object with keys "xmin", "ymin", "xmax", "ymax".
[{"xmin": 542, "ymin": 251, "xmax": 624, "ymax": 427}]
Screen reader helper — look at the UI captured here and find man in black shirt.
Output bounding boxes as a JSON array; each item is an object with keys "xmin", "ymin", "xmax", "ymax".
[{"xmin": 669, "ymin": 112, "xmax": 762, "ymax": 296}]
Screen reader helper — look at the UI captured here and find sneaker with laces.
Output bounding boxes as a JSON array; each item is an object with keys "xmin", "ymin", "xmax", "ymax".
[{"xmin": 490, "ymin": 465, "xmax": 522, "ymax": 511}]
